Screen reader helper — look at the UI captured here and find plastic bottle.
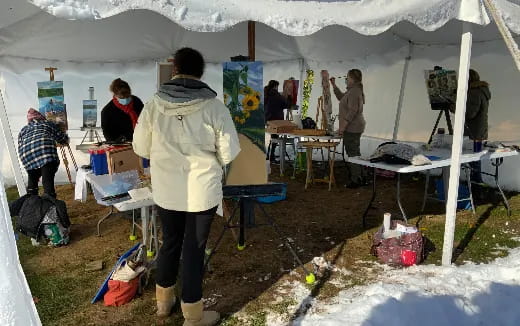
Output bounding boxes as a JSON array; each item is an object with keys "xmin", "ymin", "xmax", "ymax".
[{"xmin": 383, "ymin": 212, "xmax": 391, "ymax": 233}]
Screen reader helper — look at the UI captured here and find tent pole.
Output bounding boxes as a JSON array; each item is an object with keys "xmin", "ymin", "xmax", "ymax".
[
  {"xmin": 0, "ymin": 86, "xmax": 26, "ymax": 196},
  {"xmin": 248, "ymin": 21, "xmax": 256, "ymax": 61},
  {"xmin": 441, "ymin": 23, "xmax": 472, "ymax": 266},
  {"xmin": 392, "ymin": 41, "xmax": 413, "ymax": 141},
  {"xmin": 483, "ymin": 0, "xmax": 520, "ymax": 71}
]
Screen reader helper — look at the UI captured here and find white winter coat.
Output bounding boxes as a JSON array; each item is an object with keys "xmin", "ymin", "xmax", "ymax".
[{"xmin": 133, "ymin": 94, "xmax": 240, "ymax": 212}]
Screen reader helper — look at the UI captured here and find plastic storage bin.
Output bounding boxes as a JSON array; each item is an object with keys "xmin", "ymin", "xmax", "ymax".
[
  {"xmin": 89, "ymin": 148, "xmax": 109, "ymax": 175},
  {"xmin": 256, "ymin": 183, "xmax": 287, "ymax": 204}
]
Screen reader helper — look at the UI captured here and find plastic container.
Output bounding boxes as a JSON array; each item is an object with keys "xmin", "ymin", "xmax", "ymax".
[
  {"xmin": 89, "ymin": 148, "xmax": 109, "ymax": 175},
  {"xmin": 89, "ymin": 170, "xmax": 140, "ymax": 205},
  {"xmin": 256, "ymin": 183, "xmax": 287, "ymax": 204},
  {"xmin": 383, "ymin": 213, "xmax": 391, "ymax": 233}
]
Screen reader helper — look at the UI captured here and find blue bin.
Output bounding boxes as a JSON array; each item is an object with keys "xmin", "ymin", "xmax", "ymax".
[
  {"xmin": 142, "ymin": 158, "xmax": 150, "ymax": 169},
  {"xmin": 256, "ymin": 183, "xmax": 287, "ymax": 204},
  {"xmin": 435, "ymin": 179, "xmax": 472, "ymax": 210},
  {"xmin": 89, "ymin": 149, "xmax": 109, "ymax": 175}
]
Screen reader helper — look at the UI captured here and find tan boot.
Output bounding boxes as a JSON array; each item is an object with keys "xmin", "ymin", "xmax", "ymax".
[
  {"xmin": 156, "ymin": 285, "xmax": 176, "ymax": 317},
  {"xmin": 181, "ymin": 300, "xmax": 220, "ymax": 326}
]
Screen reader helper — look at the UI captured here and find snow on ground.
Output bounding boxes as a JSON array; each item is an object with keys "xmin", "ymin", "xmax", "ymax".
[{"xmin": 266, "ymin": 247, "xmax": 520, "ymax": 326}]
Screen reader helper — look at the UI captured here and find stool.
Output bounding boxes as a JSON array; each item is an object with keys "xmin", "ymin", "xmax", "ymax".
[{"xmin": 299, "ymin": 141, "xmax": 339, "ymax": 191}]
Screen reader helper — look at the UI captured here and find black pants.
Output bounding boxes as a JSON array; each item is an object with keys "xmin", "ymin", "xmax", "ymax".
[
  {"xmin": 155, "ymin": 206, "xmax": 217, "ymax": 303},
  {"xmin": 27, "ymin": 161, "xmax": 59, "ymax": 198}
]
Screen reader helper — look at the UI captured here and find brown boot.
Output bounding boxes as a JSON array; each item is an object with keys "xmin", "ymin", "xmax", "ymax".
[
  {"xmin": 156, "ymin": 285, "xmax": 176, "ymax": 318},
  {"xmin": 181, "ymin": 300, "xmax": 220, "ymax": 326}
]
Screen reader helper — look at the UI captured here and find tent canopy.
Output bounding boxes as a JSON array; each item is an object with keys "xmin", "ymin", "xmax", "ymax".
[{"xmin": 1, "ymin": 0, "xmax": 519, "ymax": 69}]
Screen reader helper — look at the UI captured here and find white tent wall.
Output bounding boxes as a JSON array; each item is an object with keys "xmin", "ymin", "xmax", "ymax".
[{"xmin": 0, "ymin": 59, "xmax": 302, "ymax": 186}]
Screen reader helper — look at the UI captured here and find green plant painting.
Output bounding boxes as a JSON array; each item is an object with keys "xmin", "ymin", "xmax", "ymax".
[{"xmin": 223, "ymin": 61, "xmax": 265, "ymax": 152}]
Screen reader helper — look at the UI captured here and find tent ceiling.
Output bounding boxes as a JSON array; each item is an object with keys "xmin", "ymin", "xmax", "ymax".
[{"xmin": 0, "ymin": 1, "xmax": 517, "ymax": 65}]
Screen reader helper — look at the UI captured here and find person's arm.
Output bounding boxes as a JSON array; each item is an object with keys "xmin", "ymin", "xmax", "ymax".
[
  {"xmin": 49, "ymin": 122, "xmax": 69, "ymax": 145},
  {"xmin": 132, "ymin": 103, "xmax": 153, "ymax": 159},
  {"xmin": 101, "ymin": 104, "xmax": 118, "ymax": 142},
  {"xmin": 330, "ymin": 77, "xmax": 345, "ymax": 101},
  {"xmin": 214, "ymin": 102, "xmax": 241, "ymax": 165},
  {"xmin": 133, "ymin": 96, "xmax": 144, "ymax": 116}
]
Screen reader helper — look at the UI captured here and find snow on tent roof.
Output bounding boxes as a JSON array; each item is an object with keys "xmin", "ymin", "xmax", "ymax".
[{"xmin": 1, "ymin": 0, "xmax": 519, "ymax": 67}]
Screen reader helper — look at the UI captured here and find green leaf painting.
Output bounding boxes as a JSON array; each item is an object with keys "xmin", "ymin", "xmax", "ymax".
[{"xmin": 222, "ymin": 61, "xmax": 265, "ymax": 152}]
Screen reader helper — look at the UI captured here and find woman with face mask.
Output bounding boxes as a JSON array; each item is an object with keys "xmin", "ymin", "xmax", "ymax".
[{"xmin": 101, "ymin": 78, "xmax": 144, "ymax": 142}]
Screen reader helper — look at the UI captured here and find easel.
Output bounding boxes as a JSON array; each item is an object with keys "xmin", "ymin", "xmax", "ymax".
[
  {"xmin": 204, "ymin": 184, "xmax": 316, "ymax": 284},
  {"xmin": 427, "ymin": 106, "xmax": 453, "ymax": 144},
  {"xmin": 45, "ymin": 67, "xmax": 77, "ymax": 183},
  {"xmin": 315, "ymin": 96, "xmax": 328, "ymax": 131}
]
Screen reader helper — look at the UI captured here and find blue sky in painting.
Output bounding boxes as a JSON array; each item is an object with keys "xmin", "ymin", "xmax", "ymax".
[{"xmin": 223, "ymin": 61, "xmax": 263, "ymax": 103}]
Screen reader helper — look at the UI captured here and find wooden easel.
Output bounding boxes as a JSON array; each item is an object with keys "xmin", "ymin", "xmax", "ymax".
[{"xmin": 44, "ymin": 67, "xmax": 77, "ymax": 183}]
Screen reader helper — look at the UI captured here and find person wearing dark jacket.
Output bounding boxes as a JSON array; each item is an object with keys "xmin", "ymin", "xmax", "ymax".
[
  {"xmin": 466, "ymin": 69, "xmax": 491, "ymax": 184},
  {"xmin": 264, "ymin": 80, "xmax": 288, "ymax": 161},
  {"xmin": 465, "ymin": 69, "xmax": 490, "ymax": 141},
  {"xmin": 101, "ymin": 78, "xmax": 144, "ymax": 142},
  {"xmin": 18, "ymin": 108, "xmax": 69, "ymax": 198}
]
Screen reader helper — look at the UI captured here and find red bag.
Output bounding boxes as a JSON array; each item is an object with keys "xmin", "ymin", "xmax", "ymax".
[
  {"xmin": 371, "ymin": 221, "xmax": 424, "ymax": 266},
  {"xmin": 103, "ymin": 277, "xmax": 139, "ymax": 307}
]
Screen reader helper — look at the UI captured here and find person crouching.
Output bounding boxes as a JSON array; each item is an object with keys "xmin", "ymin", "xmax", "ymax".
[{"xmin": 18, "ymin": 108, "xmax": 69, "ymax": 198}]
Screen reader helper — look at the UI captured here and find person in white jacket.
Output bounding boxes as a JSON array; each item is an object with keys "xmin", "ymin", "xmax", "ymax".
[{"xmin": 133, "ymin": 47, "xmax": 240, "ymax": 326}]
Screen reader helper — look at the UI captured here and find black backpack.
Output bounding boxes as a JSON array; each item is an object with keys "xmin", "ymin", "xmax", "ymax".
[{"xmin": 301, "ymin": 117, "xmax": 316, "ymax": 129}]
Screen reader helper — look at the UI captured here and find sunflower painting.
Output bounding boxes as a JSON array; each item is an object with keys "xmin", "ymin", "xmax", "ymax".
[
  {"xmin": 223, "ymin": 61, "xmax": 267, "ymax": 185},
  {"xmin": 222, "ymin": 61, "xmax": 265, "ymax": 150}
]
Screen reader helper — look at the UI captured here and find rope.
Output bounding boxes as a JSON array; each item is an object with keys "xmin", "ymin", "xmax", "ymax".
[{"xmin": 483, "ymin": 0, "xmax": 520, "ymax": 71}]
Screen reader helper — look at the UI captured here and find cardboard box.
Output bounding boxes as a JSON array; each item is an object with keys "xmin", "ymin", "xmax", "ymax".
[
  {"xmin": 106, "ymin": 145, "xmax": 142, "ymax": 175},
  {"xmin": 266, "ymin": 120, "xmax": 298, "ymax": 134}
]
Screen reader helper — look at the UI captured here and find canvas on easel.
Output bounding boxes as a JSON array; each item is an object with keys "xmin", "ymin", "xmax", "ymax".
[
  {"xmin": 37, "ymin": 80, "xmax": 68, "ymax": 131},
  {"xmin": 222, "ymin": 61, "xmax": 267, "ymax": 185},
  {"xmin": 424, "ymin": 69, "xmax": 457, "ymax": 109},
  {"xmin": 83, "ymin": 100, "xmax": 97, "ymax": 128}
]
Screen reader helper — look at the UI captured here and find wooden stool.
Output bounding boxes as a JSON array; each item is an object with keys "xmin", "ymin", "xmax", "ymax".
[{"xmin": 299, "ymin": 141, "xmax": 339, "ymax": 191}]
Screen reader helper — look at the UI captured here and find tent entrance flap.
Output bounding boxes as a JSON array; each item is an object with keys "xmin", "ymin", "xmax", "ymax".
[{"xmin": 0, "ymin": 86, "xmax": 26, "ymax": 196}]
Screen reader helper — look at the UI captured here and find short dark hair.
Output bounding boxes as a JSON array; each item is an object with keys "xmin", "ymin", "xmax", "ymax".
[
  {"xmin": 174, "ymin": 47, "xmax": 205, "ymax": 78},
  {"xmin": 110, "ymin": 78, "xmax": 131, "ymax": 97}
]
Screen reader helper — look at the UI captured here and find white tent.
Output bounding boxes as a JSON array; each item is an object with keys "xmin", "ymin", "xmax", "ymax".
[{"xmin": 1, "ymin": 0, "xmax": 520, "ymax": 323}]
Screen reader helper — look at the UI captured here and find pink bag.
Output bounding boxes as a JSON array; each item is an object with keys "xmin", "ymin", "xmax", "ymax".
[{"xmin": 371, "ymin": 221, "xmax": 424, "ymax": 266}]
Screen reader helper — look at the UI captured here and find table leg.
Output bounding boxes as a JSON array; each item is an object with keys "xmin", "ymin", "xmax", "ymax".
[
  {"xmin": 280, "ymin": 137, "xmax": 287, "ymax": 176},
  {"xmin": 464, "ymin": 165, "xmax": 476, "ymax": 215},
  {"xmin": 492, "ymin": 158, "xmax": 511, "ymax": 216},
  {"xmin": 396, "ymin": 173, "xmax": 408, "ymax": 222},
  {"xmin": 97, "ymin": 206, "xmax": 114, "ymax": 237},
  {"xmin": 141, "ymin": 206, "xmax": 149, "ymax": 250},
  {"xmin": 328, "ymin": 147, "xmax": 336, "ymax": 191},
  {"xmin": 305, "ymin": 147, "xmax": 313, "ymax": 189},
  {"xmin": 421, "ymin": 170, "xmax": 430, "ymax": 212},
  {"xmin": 362, "ymin": 167, "xmax": 377, "ymax": 228}
]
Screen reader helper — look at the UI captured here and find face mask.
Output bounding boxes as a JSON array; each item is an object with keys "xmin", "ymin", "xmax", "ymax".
[{"xmin": 117, "ymin": 97, "xmax": 131, "ymax": 105}]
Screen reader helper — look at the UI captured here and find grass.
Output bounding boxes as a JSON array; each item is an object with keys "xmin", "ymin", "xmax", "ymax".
[{"xmin": 7, "ymin": 183, "xmax": 520, "ymax": 325}]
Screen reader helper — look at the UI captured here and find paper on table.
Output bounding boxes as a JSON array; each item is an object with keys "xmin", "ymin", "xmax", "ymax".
[{"xmin": 127, "ymin": 187, "xmax": 152, "ymax": 201}]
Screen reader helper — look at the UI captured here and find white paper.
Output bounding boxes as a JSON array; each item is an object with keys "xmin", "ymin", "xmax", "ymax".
[{"xmin": 128, "ymin": 187, "xmax": 152, "ymax": 201}]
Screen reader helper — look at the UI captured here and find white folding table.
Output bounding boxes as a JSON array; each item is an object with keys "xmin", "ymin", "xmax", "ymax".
[{"xmin": 347, "ymin": 149, "xmax": 518, "ymax": 227}]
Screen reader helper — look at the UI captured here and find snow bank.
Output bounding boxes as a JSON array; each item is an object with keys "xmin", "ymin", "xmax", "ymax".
[{"xmin": 272, "ymin": 247, "xmax": 520, "ymax": 325}]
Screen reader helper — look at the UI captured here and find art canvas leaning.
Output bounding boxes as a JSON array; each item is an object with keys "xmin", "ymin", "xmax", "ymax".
[
  {"xmin": 37, "ymin": 80, "xmax": 68, "ymax": 131},
  {"xmin": 222, "ymin": 61, "xmax": 267, "ymax": 185}
]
